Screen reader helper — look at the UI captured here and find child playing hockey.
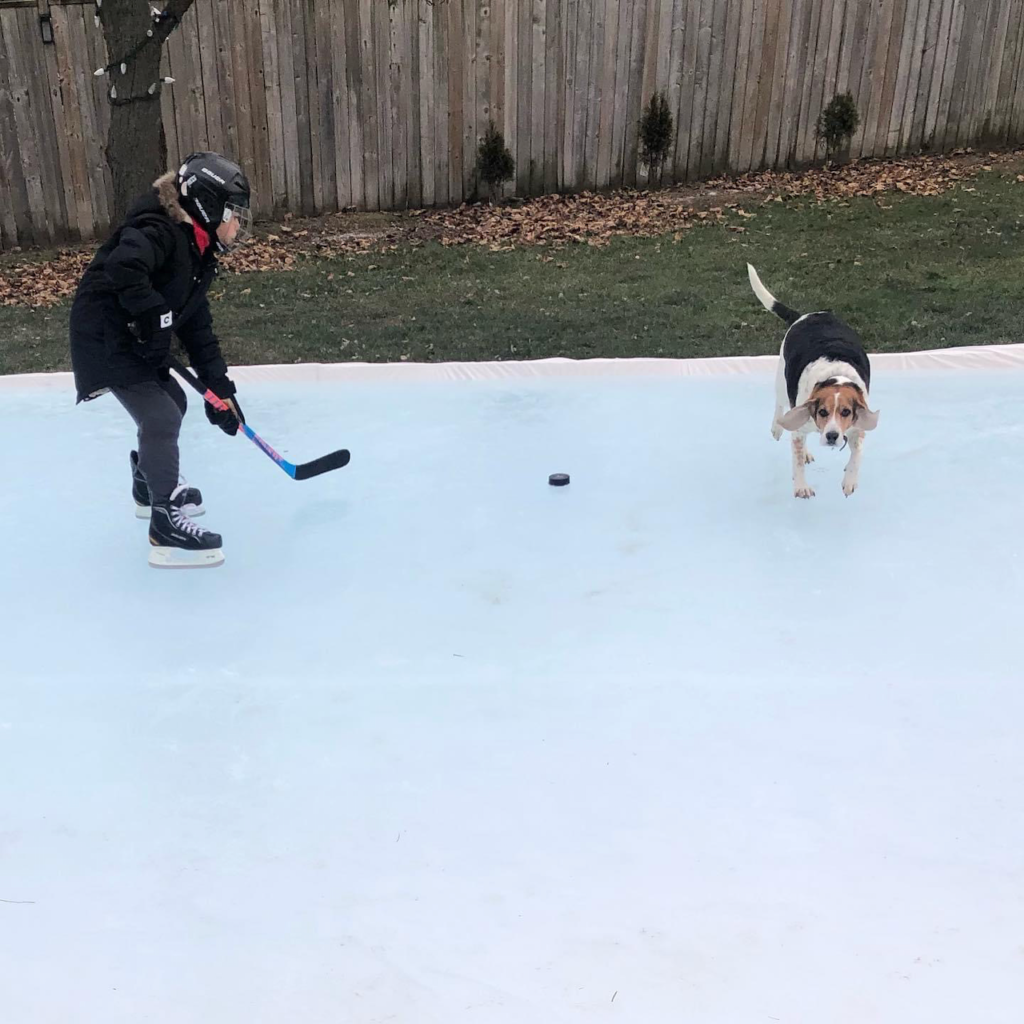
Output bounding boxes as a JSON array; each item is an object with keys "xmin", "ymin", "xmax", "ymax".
[{"xmin": 70, "ymin": 152, "xmax": 251, "ymax": 568}]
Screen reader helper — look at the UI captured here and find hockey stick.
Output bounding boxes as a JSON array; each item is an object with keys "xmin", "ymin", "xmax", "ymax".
[{"xmin": 169, "ymin": 358, "xmax": 350, "ymax": 480}]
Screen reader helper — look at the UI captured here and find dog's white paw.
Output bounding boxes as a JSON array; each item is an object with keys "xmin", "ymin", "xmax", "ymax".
[
  {"xmin": 794, "ymin": 485, "xmax": 815, "ymax": 499},
  {"xmin": 842, "ymin": 475, "xmax": 858, "ymax": 497},
  {"xmin": 804, "ymin": 449, "xmax": 815, "ymax": 464},
  {"xmin": 771, "ymin": 422, "xmax": 783, "ymax": 441}
]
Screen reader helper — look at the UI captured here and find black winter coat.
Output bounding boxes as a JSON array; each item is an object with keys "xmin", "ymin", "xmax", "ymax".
[{"xmin": 70, "ymin": 172, "xmax": 230, "ymax": 402}]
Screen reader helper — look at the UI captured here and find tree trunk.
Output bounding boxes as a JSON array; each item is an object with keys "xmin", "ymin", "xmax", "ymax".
[{"xmin": 100, "ymin": 0, "xmax": 197, "ymax": 219}]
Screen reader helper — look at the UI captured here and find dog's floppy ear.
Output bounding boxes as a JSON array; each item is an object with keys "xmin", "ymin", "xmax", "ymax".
[
  {"xmin": 852, "ymin": 396, "xmax": 880, "ymax": 431},
  {"xmin": 778, "ymin": 402, "xmax": 814, "ymax": 431}
]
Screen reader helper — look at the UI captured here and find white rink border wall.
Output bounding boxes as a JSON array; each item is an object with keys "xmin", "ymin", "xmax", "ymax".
[{"xmin": 3, "ymin": 343, "xmax": 1024, "ymax": 390}]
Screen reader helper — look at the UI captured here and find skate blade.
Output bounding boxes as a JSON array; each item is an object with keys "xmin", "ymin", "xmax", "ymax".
[
  {"xmin": 136, "ymin": 503, "xmax": 205, "ymax": 519},
  {"xmin": 148, "ymin": 545, "xmax": 224, "ymax": 569}
]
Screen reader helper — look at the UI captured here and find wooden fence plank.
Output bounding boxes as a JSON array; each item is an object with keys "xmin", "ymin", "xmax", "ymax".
[
  {"xmin": 0, "ymin": 13, "xmax": 34, "ymax": 245},
  {"xmin": 161, "ymin": 19, "xmax": 185, "ymax": 162},
  {"xmin": 406, "ymin": 0, "xmax": 421, "ymax": 208},
  {"xmin": 194, "ymin": 0, "xmax": 225, "ymax": 154},
  {"xmin": 922, "ymin": 0, "xmax": 954, "ymax": 148},
  {"xmin": 838, "ymin": 0, "xmax": 867, "ymax": 118},
  {"xmin": 447, "ymin": 0, "xmax": 464, "ymax": 202},
  {"xmin": 637, "ymin": 0, "xmax": 659, "ymax": 186},
  {"xmin": 700, "ymin": 0, "xmax": 729, "ymax": 177},
  {"xmin": 814, "ymin": 0, "xmax": 847, "ymax": 161},
  {"xmin": 909, "ymin": 0, "xmax": 943, "ymax": 151},
  {"xmin": 935, "ymin": 0, "xmax": 965, "ymax": 150},
  {"xmin": 72, "ymin": 5, "xmax": 111, "ymax": 230},
  {"xmin": 795, "ymin": 0, "xmax": 827, "ymax": 165},
  {"xmin": 726, "ymin": 0, "xmax": 753, "ymax": 171},
  {"xmin": 341, "ymin": 0, "xmax": 363, "ymax": 209},
  {"xmin": 417, "ymin": 0, "xmax": 434, "ymax": 205},
  {"xmin": 736, "ymin": 0, "xmax": 768, "ymax": 172},
  {"xmin": 856, "ymin": 0, "xmax": 893, "ymax": 157},
  {"xmin": 957, "ymin": 0, "xmax": 991, "ymax": 145},
  {"xmin": 501, "ymin": 0, "xmax": 516, "ymax": 193},
  {"xmin": 38, "ymin": 5, "xmax": 77, "ymax": 238},
  {"xmin": 780, "ymin": 0, "xmax": 812, "ymax": 167},
  {"xmin": 665, "ymin": 0, "xmax": 687, "ymax": 173},
  {"xmin": 992, "ymin": 0, "xmax": 1024, "ymax": 142},
  {"xmin": 946, "ymin": 0, "xmax": 977, "ymax": 149},
  {"xmin": 582, "ymin": 0, "xmax": 605, "ymax": 187},
  {"xmin": 514, "ymin": 0, "xmax": 530, "ymax": 191},
  {"xmin": 258, "ymin": 0, "xmax": 287, "ymax": 212},
  {"xmin": 686, "ymin": 0, "xmax": 712, "ymax": 178},
  {"xmin": 465, "ymin": 0, "xmax": 478, "ymax": 199},
  {"xmin": 1008, "ymin": 0, "xmax": 1024, "ymax": 141},
  {"xmin": 886, "ymin": 0, "xmax": 921, "ymax": 156},
  {"xmin": 50, "ymin": 4, "xmax": 93, "ymax": 239},
  {"xmin": 389, "ymin": 0, "xmax": 405, "ymax": 207},
  {"xmin": 594, "ymin": 0, "xmax": 620, "ymax": 186},
  {"xmin": 12, "ymin": 10, "xmax": 56, "ymax": 241},
  {"xmin": 543, "ymin": 0, "xmax": 560, "ymax": 190},
  {"xmin": 976, "ymin": 0, "xmax": 1008, "ymax": 141},
  {"xmin": 178, "ymin": 4, "xmax": 208, "ymax": 157},
  {"xmin": 213, "ymin": 0, "xmax": 240, "ymax": 164},
  {"xmin": 356, "ymin": 0, "xmax": 378, "ymax": 209},
  {"xmin": 573, "ymin": 0, "xmax": 592, "ymax": 192},
  {"xmin": 313, "ymin": 0, "xmax": 337, "ymax": 211},
  {"xmin": 623, "ymin": 0, "xmax": 648, "ymax": 186},
  {"xmin": 762, "ymin": 0, "xmax": 793, "ymax": 168},
  {"xmin": 242, "ymin": 0, "xmax": 271, "ymax": 216},
  {"xmin": 609, "ymin": 0, "xmax": 631, "ymax": 185},
  {"xmin": 529, "ymin": 0, "xmax": 545, "ymax": 192}
]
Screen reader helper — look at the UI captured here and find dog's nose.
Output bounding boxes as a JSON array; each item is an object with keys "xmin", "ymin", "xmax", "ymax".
[{"xmin": 826, "ymin": 431, "xmax": 839, "ymax": 444}]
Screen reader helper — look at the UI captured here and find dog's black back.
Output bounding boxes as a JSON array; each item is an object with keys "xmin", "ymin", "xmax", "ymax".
[{"xmin": 783, "ymin": 313, "xmax": 871, "ymax": 407}]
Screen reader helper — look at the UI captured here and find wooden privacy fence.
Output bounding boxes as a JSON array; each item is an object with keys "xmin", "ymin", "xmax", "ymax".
[{"xmin": 0, "ymin": 0, "xmax": 1021, "ymax": 248}]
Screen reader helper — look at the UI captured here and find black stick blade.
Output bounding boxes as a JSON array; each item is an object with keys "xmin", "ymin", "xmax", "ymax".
[{"xmin": 291, "ymin": 449, "xmax": 351, "ymax": 480}]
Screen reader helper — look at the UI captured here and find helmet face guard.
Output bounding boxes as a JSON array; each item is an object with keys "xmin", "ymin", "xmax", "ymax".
[{"xmin": 218, "ymin": 197, "xmax": 252, "ymax": 253}]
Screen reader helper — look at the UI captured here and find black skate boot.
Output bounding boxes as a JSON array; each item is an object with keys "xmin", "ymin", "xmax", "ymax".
[
  {"xmin": 132, "ymin": 450, "xmax": 205, "ymax": 519},
  {"xmin": 148, "ymin": 501, "xmax": 224, "ymax": 569}
]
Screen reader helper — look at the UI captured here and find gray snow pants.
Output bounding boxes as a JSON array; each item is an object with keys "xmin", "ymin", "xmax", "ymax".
[{"xmin": 110, "ymin": 376, "xmax": 188, "ymax": 504}]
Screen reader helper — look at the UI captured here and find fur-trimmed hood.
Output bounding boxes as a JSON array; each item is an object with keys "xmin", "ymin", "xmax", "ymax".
[{"xmin": 154, "ymin": 171, "xmax": 190, "ymax": 224}]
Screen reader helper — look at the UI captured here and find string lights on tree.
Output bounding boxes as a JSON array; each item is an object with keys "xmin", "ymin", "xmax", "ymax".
[{"xmin": 93, "ymin": 3, "xmax": 183, "ymax": 105}]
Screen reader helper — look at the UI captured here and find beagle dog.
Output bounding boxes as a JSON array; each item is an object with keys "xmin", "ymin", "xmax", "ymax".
[{"xmin": 747, "ymin": 264, "xmax": 879, "ymax": 498}]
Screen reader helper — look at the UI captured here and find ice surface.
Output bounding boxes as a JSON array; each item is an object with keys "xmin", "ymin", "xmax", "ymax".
[{"xmin": 1, "ymin": 366, "xmax": 1022, "ymax": 1022}]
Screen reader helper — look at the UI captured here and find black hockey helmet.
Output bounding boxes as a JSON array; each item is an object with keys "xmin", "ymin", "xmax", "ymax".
[{"xmin": 176, "ymin": 152, "xmax": 252, "ymax": 252}]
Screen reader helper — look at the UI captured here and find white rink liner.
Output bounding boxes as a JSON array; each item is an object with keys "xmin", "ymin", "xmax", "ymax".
[{"xmin": 3, "ymin": 340, "xmax": 1024, "ymax": 389}]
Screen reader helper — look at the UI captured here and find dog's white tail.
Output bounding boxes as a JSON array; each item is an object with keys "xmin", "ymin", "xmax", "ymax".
[{"xmin": 746, "ymin": 264, "xmax": 801, "ymax": 325}]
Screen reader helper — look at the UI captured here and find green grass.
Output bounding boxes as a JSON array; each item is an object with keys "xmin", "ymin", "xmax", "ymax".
[{"xmin": 3, "ymin": 168, "xmax": 1024, "ymax": 376}]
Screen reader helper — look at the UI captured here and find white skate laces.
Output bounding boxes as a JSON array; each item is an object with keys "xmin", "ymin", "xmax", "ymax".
[{"xmin": 170, "ymin": 506, "xmax": 208, "ymax": 538}]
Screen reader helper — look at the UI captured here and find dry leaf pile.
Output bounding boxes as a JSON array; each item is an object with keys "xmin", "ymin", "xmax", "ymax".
[
  {"xmin": 409, "ymin": 190, "xmax": 728, "ymax": 249},
  {"xmin": 706, "ymin": 151, "xmax": 986, "ymax": 201}
]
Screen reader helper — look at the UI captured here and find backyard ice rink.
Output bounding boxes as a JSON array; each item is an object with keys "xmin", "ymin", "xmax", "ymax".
[{"xmin": 2, "ymin": 348, "xmax": 1023, "ymax": 1023}]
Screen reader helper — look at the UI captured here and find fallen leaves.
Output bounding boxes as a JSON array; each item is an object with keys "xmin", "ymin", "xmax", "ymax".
[
  {"xmin": 706, "ymin": 152, "xmax": 979, "ymax": 201},
  {"xmin": 409, "ymin": 190, "xmax": 730, "ymax": 249}
]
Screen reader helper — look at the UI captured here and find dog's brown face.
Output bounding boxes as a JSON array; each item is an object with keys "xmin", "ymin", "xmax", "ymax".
[
  {"xmin": 779, "ymin": 380, "xmax": 880, "ymax": 443},
  {"xmin": 812, "ymin": 382, "xmax": 867, "ymax": 447}
]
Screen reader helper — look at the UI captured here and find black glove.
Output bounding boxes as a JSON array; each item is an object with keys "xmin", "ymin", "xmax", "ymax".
[
  {"xmin": 203, "ymin": 376, "xmax": 245, "ymax": 436},
  {"xmin": 134, "ymin": 307, "xmax": 174, "ymax": 368}
]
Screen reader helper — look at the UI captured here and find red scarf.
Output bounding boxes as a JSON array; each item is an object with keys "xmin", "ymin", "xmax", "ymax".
[{"xmin": 191, "ymin": 220, "xmax": 211, "ymax": 255}]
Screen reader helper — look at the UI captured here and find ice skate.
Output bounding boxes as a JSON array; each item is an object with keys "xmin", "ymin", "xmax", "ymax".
[{"xmin": 148, "ymin": 501, "xmax": 224, "ymax": 569}]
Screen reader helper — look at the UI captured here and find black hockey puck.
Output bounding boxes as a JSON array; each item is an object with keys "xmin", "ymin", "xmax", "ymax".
[{"xmin": 548, "ymin": 473, "xmax": 570, "ymax": 487}]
